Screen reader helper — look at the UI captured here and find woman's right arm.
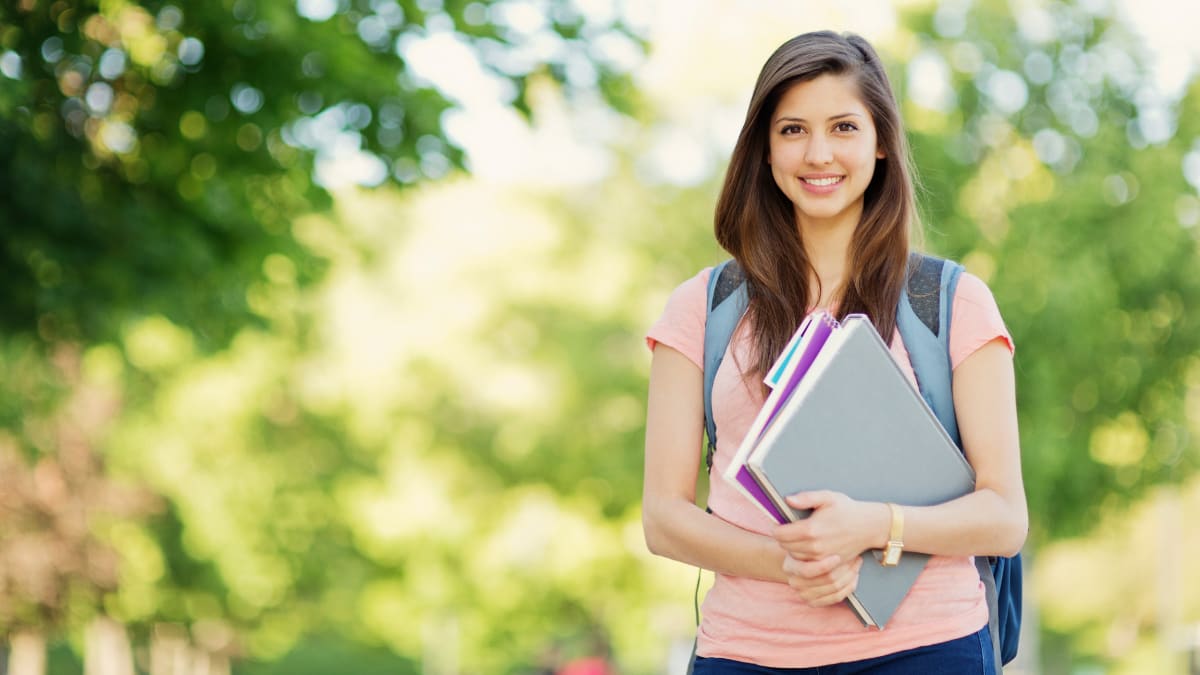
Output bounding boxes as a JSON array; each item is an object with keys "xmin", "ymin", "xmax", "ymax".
[{"xmin": 642, "ymin": 344, "xmax": 789, "ymax": 583}]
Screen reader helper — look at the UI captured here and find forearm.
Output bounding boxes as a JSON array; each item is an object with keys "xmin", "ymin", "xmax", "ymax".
[
  {"xmin": 643, "ymin": 346, "xmax": 789, "ymax": 583},
  {"xmin": 643, "ymin": 496, "xmax": 788, "ymax": 583},
  {"xmin": 870, "ymin": 488, "xmax": 1027, "ymax": 559}
]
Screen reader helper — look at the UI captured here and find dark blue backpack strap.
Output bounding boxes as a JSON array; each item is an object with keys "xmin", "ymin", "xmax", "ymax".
[
  {"xmin": 991, "ymin": 554, "xmax": 1022, "ymax": 664},
  {"xmin": 702, "ymin": 260, "xmax": 748, "ymax": 472}
]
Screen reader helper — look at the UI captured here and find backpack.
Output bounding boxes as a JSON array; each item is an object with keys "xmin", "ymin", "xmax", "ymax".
[{"xmin": 700, "ymin": 252, "xmax": 1022, "ymax": 668}]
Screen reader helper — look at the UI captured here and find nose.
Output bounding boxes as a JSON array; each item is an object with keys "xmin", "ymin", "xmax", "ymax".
[{"xmin": 805, "ymin": 132, "xmax": 833, "ymax": 165}]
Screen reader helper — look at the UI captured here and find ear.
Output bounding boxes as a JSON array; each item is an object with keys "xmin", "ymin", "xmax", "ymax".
[{"xmin": 876, "ymin": 146, "xmax": 886, "ymax": 160}]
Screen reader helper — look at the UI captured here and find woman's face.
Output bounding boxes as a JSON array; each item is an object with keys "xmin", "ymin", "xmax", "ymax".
[{"xmin": 767, "ymin": 73, "xmax": 884, "ymax": 231}]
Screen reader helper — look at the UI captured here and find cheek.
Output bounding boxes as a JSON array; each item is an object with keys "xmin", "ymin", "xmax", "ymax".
[
  {"xmin": 766, "ymin": 139, "xmax": 781, "ymax": 166},
  {"xmin": 855, "ymin": 145, "xmax": 881, "ymax": 173},
  {"xmin": 769, "ymin": 142, "xmax": 802, "ymax": 170},
  {"xmin": 769, "ymin": 162, "xmax": 790, "ymax": 194}
]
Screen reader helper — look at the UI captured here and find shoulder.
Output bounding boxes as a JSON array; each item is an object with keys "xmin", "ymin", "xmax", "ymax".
[
  {"xmin": 659, "ymin": 266, "xmax": 713, "ymax": 322},
  {"xmin": 952, "ymin": 271, "xmax": 999, "ymax": 311},
  {"xmin": 676, "ymin": 266, "xmax": 715, "ymax": 304},
  {"xmin": 645, "ymin": 267, "xmax": 714, "ymax": 369},
  {"xmin": 949, "ymin": 271, "xmax": 1014, "ymax": 368}
]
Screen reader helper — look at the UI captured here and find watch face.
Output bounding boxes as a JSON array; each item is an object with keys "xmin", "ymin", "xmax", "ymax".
[{"xmin": 881, "ymin": 545, "xmax": 903, "ymax": 567}]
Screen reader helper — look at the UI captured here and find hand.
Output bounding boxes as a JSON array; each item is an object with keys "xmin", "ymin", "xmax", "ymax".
[
  {"xmin": 772, "ymin": 491, "xmax": 886, "ymax": 566},
  {"xmin": 781, "ymin": 553, "xmax": 863, "ymax": 607}
]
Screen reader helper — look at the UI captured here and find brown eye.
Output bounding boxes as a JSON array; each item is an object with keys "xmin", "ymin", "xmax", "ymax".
[{"xmin": 835, "ymin": 122, "xmax": 859, "ymax": 132}]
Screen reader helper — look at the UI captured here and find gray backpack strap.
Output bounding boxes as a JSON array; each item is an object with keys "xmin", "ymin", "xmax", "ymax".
[
  {"xmin": 975, "ymin": 556, "xmax": 1003, "ymax": 672},
  {"xmin": 702, "ymin": 260, "xmax": 748, "ymax": 472},
  {"xmin": 895, "ymin": 252, "xmax": 964, "ymax": 446},
  {"xmin": 896, "ymin": 253, "xmax": 1004, "ymax": 672},
  {"xmin": 690, "ymin": 261, "xmax": 748, "ymax": 675}
]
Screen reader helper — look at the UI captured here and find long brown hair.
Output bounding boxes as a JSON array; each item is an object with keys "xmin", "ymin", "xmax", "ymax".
[{"xmin": 714, "ymin": 30, "xmax": 917, "ymax": 382}]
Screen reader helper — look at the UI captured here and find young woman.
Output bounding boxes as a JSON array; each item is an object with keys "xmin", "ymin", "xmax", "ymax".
[{"xmin": 642, "ymin": 31, "xmax": 1027, "ymax": 673}]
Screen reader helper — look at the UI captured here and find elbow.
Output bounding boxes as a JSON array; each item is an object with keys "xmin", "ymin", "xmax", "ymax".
[
  {"xmin": 642, "ymin": 496, "xmax": 690, "ymax": 559},
  {"xmin": 998, "ymin": 511, "xmax": 1028, "ymax": 558},
  {"xmin": 642, "ymin": 493, "xmax": 702, "ymax": 560},
  {"xmin": 982, "ymin": 488, "xmax": 1028, "ymax": 558},
  {"xmin": 997, "ymin": 533, "xmax": 1025, "ymax": 559},
  {"xmin": 642, "ymin": 504, "xmax": 670, "ymax": 557}
]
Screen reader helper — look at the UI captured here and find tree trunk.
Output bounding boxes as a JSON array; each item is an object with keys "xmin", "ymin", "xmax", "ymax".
[
  {"xmin": 149, "ymin": 624, "xmax": 232, "ymax": 675},
  {"xmin": 204, "ymin": 653, "xmax": 230, "ymax": 675},
  {"xmin": 149, "ymin": 624, "xmax": 190, "ymax": 675},
  {"xmin": 7, "ymin": 631, "xmax": 45, "ymax": 675},
  {"xmin": 187, "ymin": 644, "xmax": 231, "ymax": 675},
  {"xmin": 84, "ymin": 617, "xmax": 134, "ymax": 675}
]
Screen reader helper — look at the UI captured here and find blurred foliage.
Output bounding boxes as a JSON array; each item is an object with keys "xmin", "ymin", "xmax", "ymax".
[
  {"xmin": 0, "ymin": 340, "xmax": 159, "ymax": 635},
  {"xmin": 1034, "ymin": 477, "xmax": 1200, "ymax": 674},
  {"xmin": 0, "ymin": 0, "xmax": 652, "ymax": 671},
  {"xmin": 233, "ymin": 637, "xmax": 417, "ymax": 675},
  {"xmin": 2, "ymin": 0, "xmax": 1200, "ymax": 673},
  {"xmin": 0, "ymin": 0, "xmax": 642, "ymax": 348},
  {"xmin": 894, "ymin": 0, "xmax": 1200, "ymax": 542}
]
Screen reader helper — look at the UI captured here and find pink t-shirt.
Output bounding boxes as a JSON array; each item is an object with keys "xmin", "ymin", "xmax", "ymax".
[{"xmin": 646, "ymin": 267, "xmax": 1013, "ymax": 668}]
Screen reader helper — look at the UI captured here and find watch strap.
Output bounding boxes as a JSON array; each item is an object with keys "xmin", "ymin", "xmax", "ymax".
[{"xmin": 882, "ymin": 503, "xmax": 904, "ymax": 566}]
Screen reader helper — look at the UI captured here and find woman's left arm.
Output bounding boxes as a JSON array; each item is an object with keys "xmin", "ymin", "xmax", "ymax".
[
  {"xmin": 774, "ymin": 337, "xmax": 1027, "ymax": 562},
  {"xmin": 888, "ymin": 336, "xmax": 1028, "ymax": 557}
]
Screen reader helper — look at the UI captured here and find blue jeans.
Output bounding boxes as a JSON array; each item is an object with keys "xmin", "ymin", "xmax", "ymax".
[{"xmin": 692, "ymin": 626, "xmax": 995, "ymax": 674}]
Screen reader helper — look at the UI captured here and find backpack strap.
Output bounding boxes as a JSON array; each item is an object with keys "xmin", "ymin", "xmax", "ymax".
[
  {"xmin": 896, "ymin": 253, "xmax": 1012, "ymax": 671},
  {"xmin": 702, "ymin": 260, "xmax": 748, "ymax": 472},
  {"xmin": 690, "ymin": 259, "xmax": 747, "ymax": 675},
  {"xmin": 895, "ymin": 252, "xmax": 964, "ymax": 446}
]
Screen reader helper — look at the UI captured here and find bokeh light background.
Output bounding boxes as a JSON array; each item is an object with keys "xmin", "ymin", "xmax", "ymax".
[{"xmin": 3, "ymin": 0, "xmax": 1200, "ymax": 673}]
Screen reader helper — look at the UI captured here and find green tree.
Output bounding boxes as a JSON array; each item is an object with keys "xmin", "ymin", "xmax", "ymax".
[
  {"xmin": 0, "ymin": 0, "xmax": 640, "ymax": 347},
  {"xmin": 0, "ymin": 0, "xmax": 645, "ymax": 671},
  {"xmin": 889, "ymin": 0, "xmax": 1200, "ymax": 540}
]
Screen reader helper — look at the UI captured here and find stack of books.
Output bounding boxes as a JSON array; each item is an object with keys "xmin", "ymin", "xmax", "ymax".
[{"xmin": 722, "ymin": 313, "xmax": 976, "ymax": 628}]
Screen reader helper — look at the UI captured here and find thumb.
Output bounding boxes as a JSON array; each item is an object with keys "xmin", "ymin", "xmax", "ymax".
[{"xmin": 785, "ymin": 490, "xmax": 835, "ymax": 511}]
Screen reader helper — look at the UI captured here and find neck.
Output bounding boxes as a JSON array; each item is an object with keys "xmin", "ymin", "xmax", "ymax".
[{"xmin": 797, "ymin": 209, "xmax": 860, "ymax": 307}]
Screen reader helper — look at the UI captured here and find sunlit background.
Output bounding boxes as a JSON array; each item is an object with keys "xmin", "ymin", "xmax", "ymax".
[{"xmin": 2, "ymin": 0, "xmax": 1200, "ymax": 673}]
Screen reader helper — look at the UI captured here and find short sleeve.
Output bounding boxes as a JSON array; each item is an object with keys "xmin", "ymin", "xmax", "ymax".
[
  {"xmin": 949, "ymin": 272, "xmax": 1014, "ymax": 370},
  {"xmin": 645, "ymin": 267, "xmax": 711, "ymax": 370}
]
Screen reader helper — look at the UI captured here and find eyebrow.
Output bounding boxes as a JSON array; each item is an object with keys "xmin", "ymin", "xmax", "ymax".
[{"xmin": 775, "ymin": 113, "xmax": 864, "ymax": 124}]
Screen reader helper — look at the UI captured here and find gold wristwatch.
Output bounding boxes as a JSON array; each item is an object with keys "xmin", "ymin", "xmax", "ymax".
[{"xmin": 881, "ymin": 503, "xmax": 904, "ymax": 566}]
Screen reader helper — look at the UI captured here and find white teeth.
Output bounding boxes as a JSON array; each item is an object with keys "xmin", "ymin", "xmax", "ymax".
[{"xmin": 803, "ymin": 176, "xmax": 842, "ymax": 186}]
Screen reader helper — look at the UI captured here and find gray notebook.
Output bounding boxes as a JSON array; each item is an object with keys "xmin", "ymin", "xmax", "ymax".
[{"xmin": 745, "ymin": 315, "xmax": 976, "ymax": 628}]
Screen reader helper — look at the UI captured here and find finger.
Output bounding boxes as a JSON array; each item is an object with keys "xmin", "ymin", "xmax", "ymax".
[
  {"xmin": 790, "ymin": 571, "xmax": 839, "ymax": 598},
  {"xmin": 808, "ymin": 567, "xmax": 861, "ymax": 606},
  {"xmin": 795, "ymin": 554, "xmax": 841, "ymax": 579},
  {"xmin": 803, "ymin": 577, "xmax": 851, "ymax": 606},
  {"xmin": 773, "ymin": 514, "xmax": 818, "ymax": 536},
  {"xmin": 784, "ymin": 490, "xmax": 836, "ymax": 512},
  {"xmin": 782, "ymin": 550, "xmax": 830, "ymax": 576},
  {"xmin": 808, "ymin": 559, "xmax": 862, "ymax": 602},
  {"xmin": 809, "ymin": 584, "xmax": 853, "ymax": 607},
  {"xmin": 783, "ymin": 556, "xmax": 840, "ymax": 593},
  {"xmin": 774, "ymin": 537, "xmax": 822, "ymax": 560},
  {"xmin": 834, "ymin": 558, "xmax": 862, "ymax": 588}
]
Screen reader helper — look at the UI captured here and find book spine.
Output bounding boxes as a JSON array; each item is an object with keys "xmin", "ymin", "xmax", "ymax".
[
  {"xmin": 845, "ymin": 590, "xmax": 878, "ymax": 628},
  {"xmin": 734, "ymin": 466, "xmax": 789, "ymax": 523}
]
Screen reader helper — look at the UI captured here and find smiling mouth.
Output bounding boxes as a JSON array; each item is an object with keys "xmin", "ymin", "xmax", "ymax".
[{"xmin": 802, "ymin": 176, "xmax": 844, "ymax": 187}]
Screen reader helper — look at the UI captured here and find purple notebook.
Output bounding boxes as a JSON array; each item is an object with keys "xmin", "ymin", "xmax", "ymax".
[{"xmin": 729, "ymin": 313, "xmax": 838, "ymax": 523}]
